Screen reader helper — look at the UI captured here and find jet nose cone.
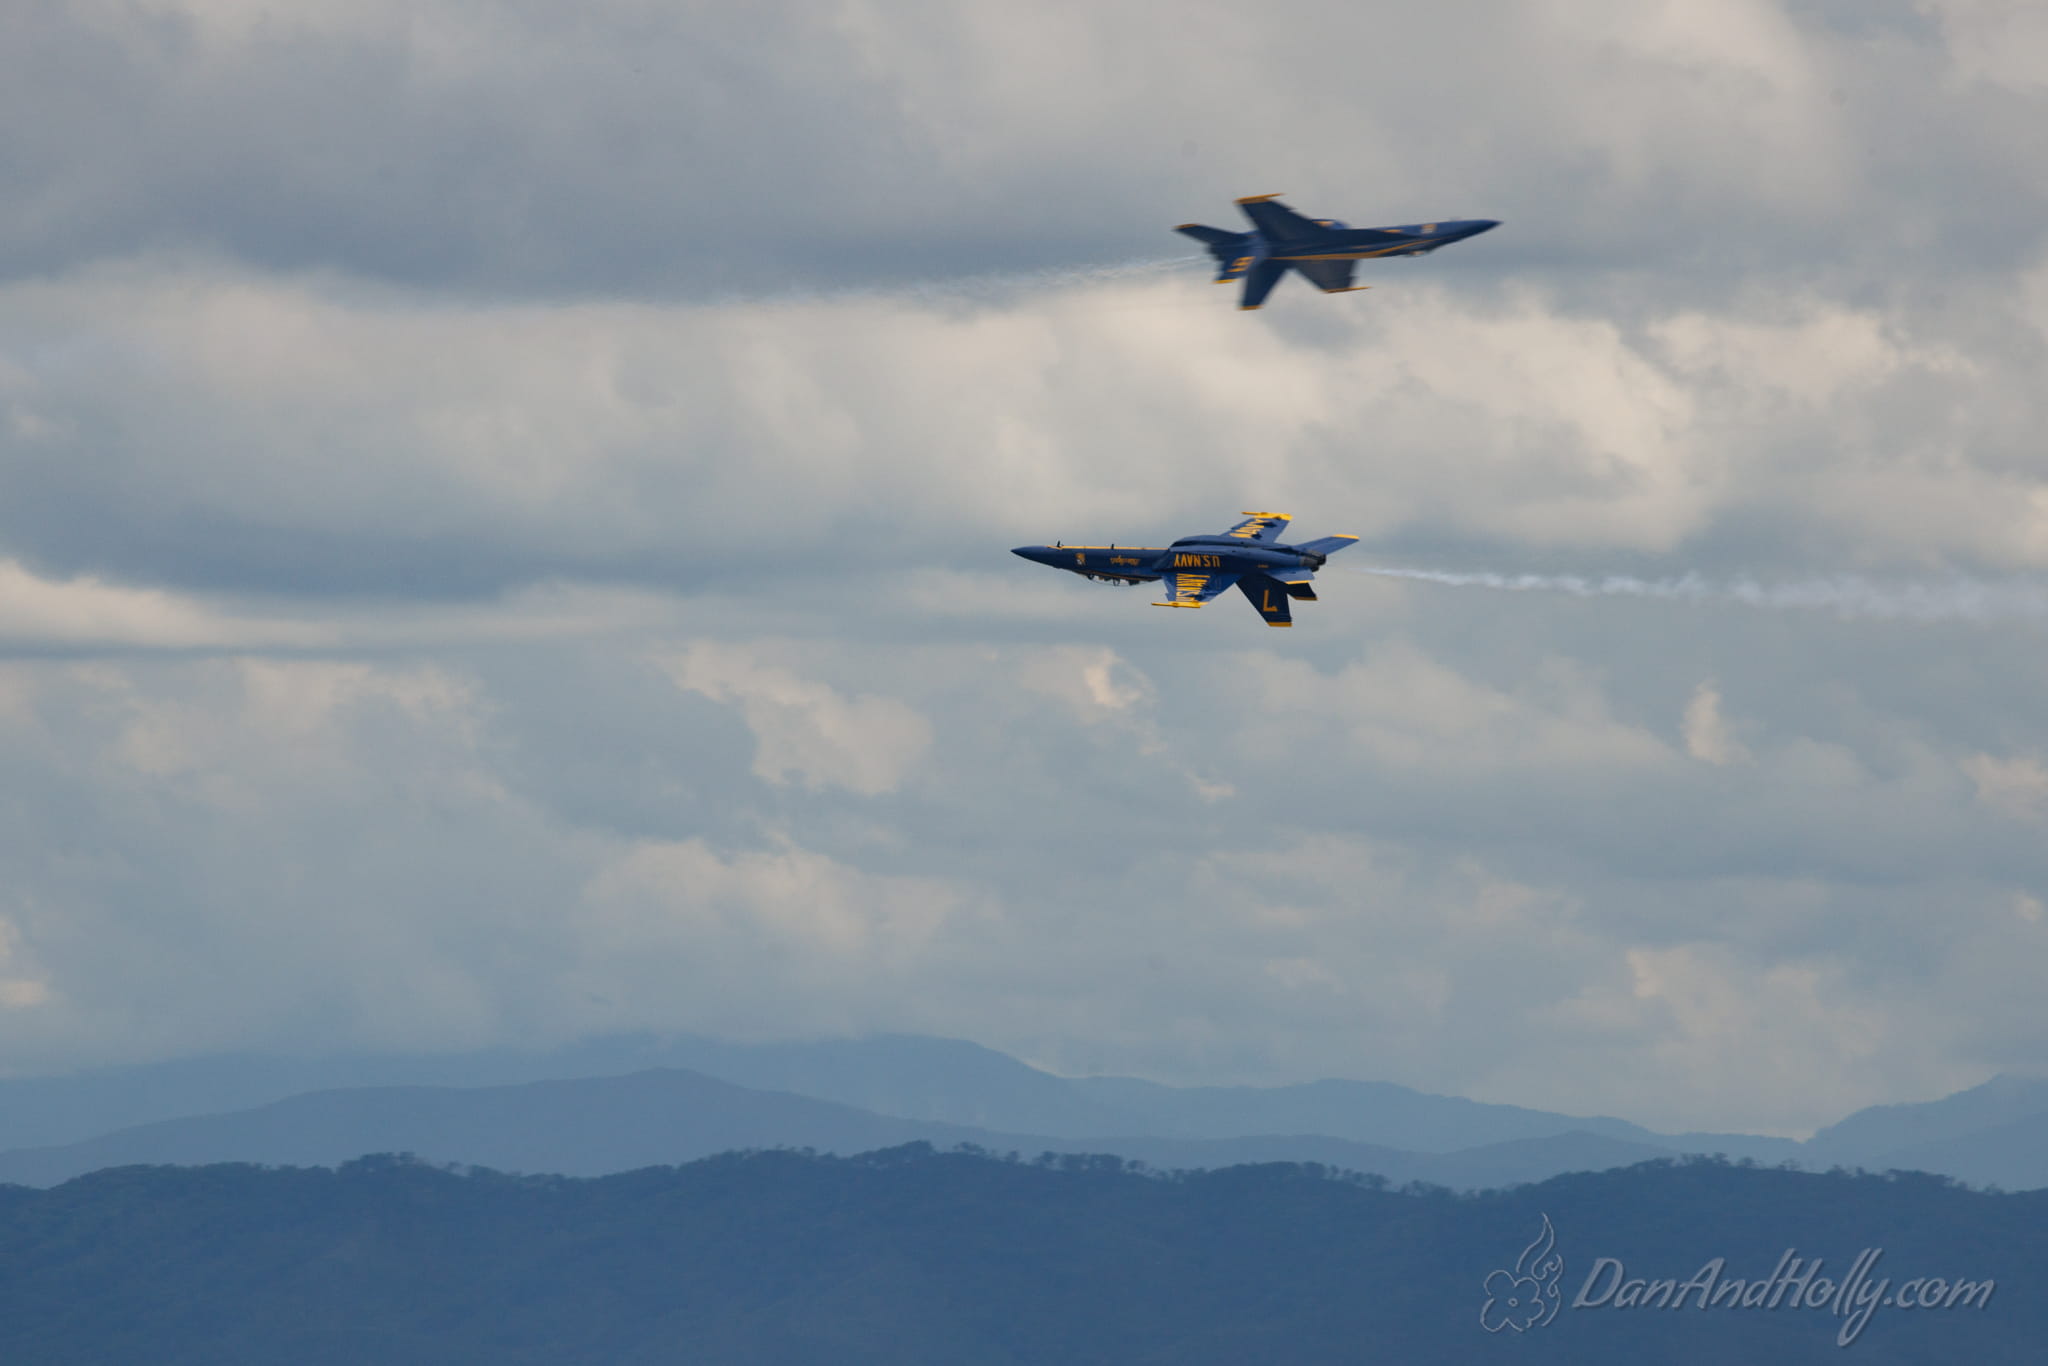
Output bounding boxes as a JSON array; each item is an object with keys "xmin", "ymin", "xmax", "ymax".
[
  {"xmin": 1466, "ymin": 219, "xmax": 1501, "ymax": 236},
  {"xmin": 1012, "ymin": 545, "xmax": 1054, "ymax": 564}
]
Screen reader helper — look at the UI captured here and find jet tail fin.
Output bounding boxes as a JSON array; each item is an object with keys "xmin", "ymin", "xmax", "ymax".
[
  {"xmin": 1295, "ymin": 534, "xmax": 1360, "ymax": 558},
  {"xmin": 1238, "ymin": 573, "xmax": 1296, "ymax": 627},
  {"xmin": 1238, "ymin": 260, "xmax": 1286, "ymax": 310}
]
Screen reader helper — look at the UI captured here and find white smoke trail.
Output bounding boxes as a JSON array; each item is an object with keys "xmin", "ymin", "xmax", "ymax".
[
  {"xmin": 1349, "ymin": 565, "xmax": 2048, "ymax": 625},
  {"xmin": 903, "ymin": 254, "xmax": 1198, "ymax": 301},
  {"xmin": 731, "ymin": 256, "xmax": 1201, "ymax": 312}
]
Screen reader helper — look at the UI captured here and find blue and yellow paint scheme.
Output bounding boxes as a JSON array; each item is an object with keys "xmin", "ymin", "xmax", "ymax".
[
  {"xmin": 1176, "ymin": 194, "xmax": 1499, "ymax": 310},
  {"xmin": 1011, "ymin": 512, "xmax": 1359, "ymax": 627}
]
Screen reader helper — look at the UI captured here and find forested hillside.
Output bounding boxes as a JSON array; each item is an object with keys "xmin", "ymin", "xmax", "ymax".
[{"xmin": 0, "ymin": 1148, "xmax": 2037, "ymax": 1364}]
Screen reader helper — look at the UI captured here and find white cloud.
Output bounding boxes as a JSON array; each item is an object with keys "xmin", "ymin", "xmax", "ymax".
[
  {"xmin": 580, "ymin": 836, "xmax": 966, "ymax": 978},
  {"xmin": 13, "ymin": 256, "xmax": 2048, "ymax": 606},
  {"xmin": 1682, "ymin": 679, "xmax": 1749, "ymax": 765},
  {"xmin": 667, "ymin": 642, "xmax": 932, "ymax": 796},
  {"xmin": 1922, "ymin": 0, "xmax": 2048, "ymax": 91},
  {"xmin": 0, "ymin": 553, "xmax": 684, "ymax": 654},
  {"xmin": 1543, "ymin": 942, "xmax": 1915, "ymax": 1136},
  {"xmin": 3, "ymin": 0, "xmax": 2048, "ymax": 1138},
  {"xmin": 0, "ymin": 915, "xmax": 53, "ymax": 1011},
  {"xmin": 1014, "ymin": 646, "xmax": 1155, "ymax": 723},
  {"xmin": 7, "ymin": 251, "xmax": 2048, "ymax": 1125},
  {"xmin": 1232, "ymin": 642, "xmax": 1674, "ymax": 779},
  {"xmin": 1962, "ymin": 752, "xmax": 2048, "ymax": 822},
  {"xmin": 0, "ymin": 557, "xmax": 323, "ymax": 649}
]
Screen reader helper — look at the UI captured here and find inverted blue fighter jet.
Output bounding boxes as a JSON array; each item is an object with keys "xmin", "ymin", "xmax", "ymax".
[
  {"xmin": 1177, "ymin": 194, "xmax": 1499, "ymax": 310},
  {"xmin": 1012, "ymin": 512, "xmax": 1358, "ymax": 627}
]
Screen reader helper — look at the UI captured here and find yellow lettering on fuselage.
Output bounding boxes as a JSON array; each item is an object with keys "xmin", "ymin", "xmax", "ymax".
[{"xmin": 1173, "ymin": 554, "xmax": 1223, "ymax": 568}]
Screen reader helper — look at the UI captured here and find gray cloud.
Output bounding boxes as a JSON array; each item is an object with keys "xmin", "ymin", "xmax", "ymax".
[
  {"xmin": 10, "ymin": 600, "xmax": 2047, "ymax": 1133},
  {"xmin": 8, "ymin": 257, "xmax": 2048, "ymax": 604},
  {"xmin": 1, "ymin": 0, "xmax": 2047, "ymax": 1138},
  {"xmin": 2, "ymin": 0, "xmax": 2042, "ymax": 295}
]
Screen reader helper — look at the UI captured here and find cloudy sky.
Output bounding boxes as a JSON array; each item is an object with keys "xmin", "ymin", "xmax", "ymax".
[{"xmin": 4, "ymin": 0, "xmax": 2047, "ymax": 1135}]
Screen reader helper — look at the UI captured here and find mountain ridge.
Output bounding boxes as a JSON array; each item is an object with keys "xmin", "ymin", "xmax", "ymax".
[
  {"xmin": 0, "ymin": 1066, "xmax": 1684, "ymax": 1191},
  {"xmin": 1, "ymin": 1033, "xmax": 2036, "ymax": 1188}
]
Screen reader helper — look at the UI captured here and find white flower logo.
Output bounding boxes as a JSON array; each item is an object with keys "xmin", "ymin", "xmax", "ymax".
[{"xmin": 1481, "ymin": 1213, "xmax": 1564, "ymax": 1333}]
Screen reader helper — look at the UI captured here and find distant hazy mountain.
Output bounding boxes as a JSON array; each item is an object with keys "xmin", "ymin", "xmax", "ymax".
[
  {"xmin": 0, "ymin": 1034, "xmax": 1055, "ymax": 1152},
  {"xmin": 0, "ymin": 1070, "xmax": 953, "ymax": 1186},
  {"xmin": 0, "ymin": 1067, "xmax": 1694, "ymax": 1191},
  {"xmin": 1806, "ymin": 1074, "xmax": 2048, "ymax": 1168},
  {"xmin": 1661, "ymin": 1128, "xmax": 1806, "ymax": 1164},
  {"xmin": 0, "ymin": 1033, "xmax": 1683, "ymax": 1156},
  {"xmin": 1064, "ymin": 1073, "xmax": 1660, "ymax": 1147},
  {"xmin": 4, "ymin": 1033, "xmax": 2040, "ymax": 1189},
  {"xmin": 1861, "ymin": 1111, "xmax": 2048, "ymax": 1190},
  {"xmin": 604, "ymin": 1037, "xmax": 1809, "ymax": 1164},
  {"xmin": 0, "ymin": 1038, "xmax": 707, "ymax": 1151}
]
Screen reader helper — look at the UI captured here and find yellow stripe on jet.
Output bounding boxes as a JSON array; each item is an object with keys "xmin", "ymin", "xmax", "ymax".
[{"xmin": 1276, "ymin": 242, "xmax": 1440, "ymax": 261}]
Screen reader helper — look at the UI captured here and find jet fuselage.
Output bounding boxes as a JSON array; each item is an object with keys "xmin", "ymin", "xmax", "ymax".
[
  {"xmin": 1260, "ymin": 218, "xmax": 1501, "ymax": 262},
  {"xmin": 1176, "ymin": 195, "xmax": 1500, "ymax": 308},
  {"xmin": 1010, "ymin": 512, "xmax": 1361, "ymax": 626},
  {"xmin": 1010, "ymin": 536, "xmax": 1329, "ymax": 584}
]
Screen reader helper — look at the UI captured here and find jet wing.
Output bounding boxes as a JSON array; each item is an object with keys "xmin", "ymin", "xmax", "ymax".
[
  {"xmin": 1290, "ymin": 259, "xmax": 1365, "ymax": 293},
  {"xmin": 1234, "ymin": 194, "xmax": 1323, "ymax": 242},
  {"xmin": 1153, "ymin": 570, "xmax": 1241, "ymax": 609},
  {"xmin": 1222, "ymin": 511, "xmax": 1292, "ymax": 542}
]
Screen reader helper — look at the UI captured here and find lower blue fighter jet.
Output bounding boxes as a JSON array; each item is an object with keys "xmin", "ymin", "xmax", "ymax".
[
  {"xmin": 1011, "ymin": 512, "xmax": 1358, "ymax": 627},
  {"xmin": 1177, "ymin": 194, "xmax": 1499, "ymax": 310}
]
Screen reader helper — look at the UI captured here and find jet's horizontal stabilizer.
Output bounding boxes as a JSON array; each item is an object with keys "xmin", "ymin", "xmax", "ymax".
[
  {"xmin": 1175, "ymin": 224, "xmax": 1250, "ymax": 248},
  {"xmin": 1273, "ymin": 576, "xmax": 1318, "ymax": 600}
]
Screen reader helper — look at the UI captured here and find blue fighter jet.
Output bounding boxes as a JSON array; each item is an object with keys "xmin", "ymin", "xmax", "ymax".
[
  {"xmin": 1012, "ymin": 512, "xmax": 1358, "ymax": 627},
  {"xmin": 1177, "ymin": 194, "xmax": 1499, "ymax": 310}
]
